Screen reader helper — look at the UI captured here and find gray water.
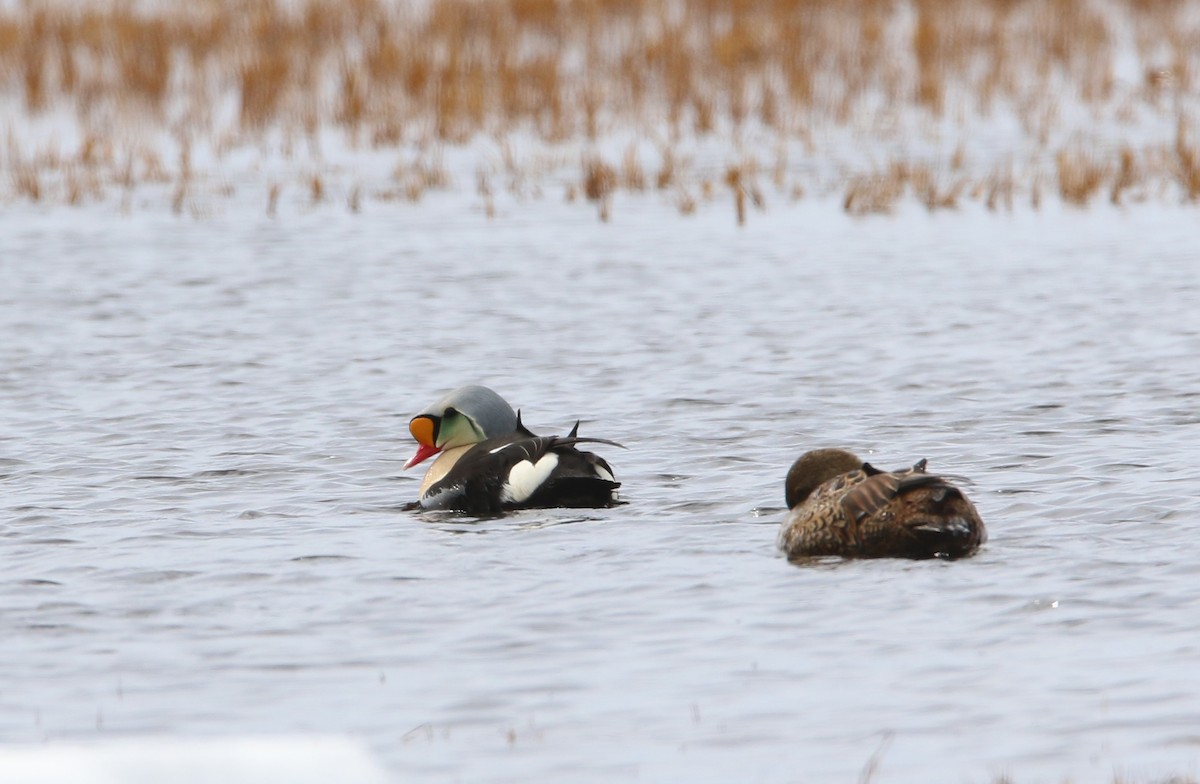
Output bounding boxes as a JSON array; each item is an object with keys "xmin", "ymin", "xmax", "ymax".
[{"xmin": 2, "ymin": 195, "xmax": 1199, "ymax": 783}]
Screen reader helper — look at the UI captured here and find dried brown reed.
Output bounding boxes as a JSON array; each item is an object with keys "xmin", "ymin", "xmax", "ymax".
[
  {"xmin": 1110, "ymin": 146, "xmax": 1140, "ymax": 206},
  {"xmin": 908, "ymin": 163, "xmax": 964, "ymax": 211},
  {"xmin": 621, "ymin": 145, "xmax": 645, "ymax": 191},
  {"xmin": 771, "ymin": 144, "xmax": 788, "ymax": 191},
  {"xmin": 477, "ymin": 170, "xmax": 496, "ymax": 218},
  {"xmin": 725, "ymin": 165, "xmax": 747, "ymax": 226},
  {"xmin": 2, "ymin": 0, "xmax": 1199, "ymax": 211},
  {"xmin": 984, "ymin": 164, "xmax": 1015, "ymax": 212},
  {"xmin": 78, "ymin": 134, "xmax": 105, "ymax": 168},
  {"xmin": 116, "ymin": 17, "xmax": 172, "ymax": 107},
  {"xmin": 64, "ymin": 167, "xmax": 100, "ymax": 206},
  {"xmin": 1175, "ymin": 116, "xmax": 1200, "ymax": 201},
  {"xmin": 583, "ymin": 155, "xmax": 617, "ymax": 221},
  {"xmin": 241, "ymin": 50, "xmax": 291, "ymax": 130},
  {"xmin": 676, "ymin": 189, "xmax": 697, "ymax": 216},
  {"xmin": 13, "ymin": 164, "xmax": 42, "ymax": 202},
  {"xmin": 392, "ymin": 151, "xmax": 452, "ymax": 203},
  {"xmin": 843, "ymin": 162, "xmax": 908, "ymax": 215},
  {"xmin": 583, "ymin": 156, "xmax": 617, "ymax": 203},
  {"xmin": 912, "ymin": 0, "xmax": 946, "ymax": 115},
  {"xmin": 656, "ymin": 148, "xmax": 676, "ymax": 191},
  {"xmin": 724, "ymin": 160, "xmax": 765, "ymax": 225},
  {"xmin": 1056, "ymin": 148, "xmax": 1110, "ymax": 207},
  {"xmin": 338, "ymin": 65, "xmax": 367, "ymax": 133},
  {"xmin": 115, "ymin": 152, "xmax": 135, "ymax": 192},
  {"xmin": 171, "ymin": 180, "xmax": 187, "ymax": 214}
]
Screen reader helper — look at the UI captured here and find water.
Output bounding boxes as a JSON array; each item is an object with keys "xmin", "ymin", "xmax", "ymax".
[{"xmin": 2, "ymin": 194, "xmax": 1199, "ymax": 782}]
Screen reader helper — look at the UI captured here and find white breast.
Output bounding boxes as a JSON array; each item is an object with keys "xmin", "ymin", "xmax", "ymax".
[{"xmin": 418, "ymin": 445, "xmax": 471, "ymax": 498}]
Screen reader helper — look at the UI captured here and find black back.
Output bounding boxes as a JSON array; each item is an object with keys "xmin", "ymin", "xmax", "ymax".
[{"xmin": 422, "ymin": 430, "xmax": 622, "ymax": 514}]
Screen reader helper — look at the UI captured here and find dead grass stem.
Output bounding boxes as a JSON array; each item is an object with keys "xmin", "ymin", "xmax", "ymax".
[
  {"xmin": 1175, "ymin": 115, "xmax": 1200, "ymax": 201},
  {"xmin": 1057, "ymin": 147, "xmax": 1110, "ymax": 207},
  {"xmin": 844, "ymin": 162, "xmax": 907, "ymax": 215}
]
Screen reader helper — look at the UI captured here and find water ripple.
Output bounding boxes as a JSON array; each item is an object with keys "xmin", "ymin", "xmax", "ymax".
[{"xmin": 1, "ymin": 201, "xmax": 1198, "ymax": 782}]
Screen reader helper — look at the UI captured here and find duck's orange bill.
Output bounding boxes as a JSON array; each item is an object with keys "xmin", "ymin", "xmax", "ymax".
[
  {"xmin": 405, "ymin": 415, "xmax": 441, "ymax": 469},
  {"xmin": 409, "ymin": 415, "xmax": 436, "ymax": 447}
]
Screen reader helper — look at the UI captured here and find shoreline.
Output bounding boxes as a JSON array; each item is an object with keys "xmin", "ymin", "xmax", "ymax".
[{"xmin": 2, "ymin": 0, "xmax": 1199, "ymax": 213}]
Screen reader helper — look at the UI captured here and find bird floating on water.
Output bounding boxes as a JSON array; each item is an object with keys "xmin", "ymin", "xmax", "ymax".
[
  {"xmin": 778, "ymin": 448, "xmax": 986, "ymax": 560},
  {"xmin": 404, "ymin": 384, "xmax": 622, "ymax": 514}
]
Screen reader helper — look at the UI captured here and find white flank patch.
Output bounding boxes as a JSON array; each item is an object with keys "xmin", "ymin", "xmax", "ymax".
[
  {"xmin": 593, "ymin": 463, "xmax": 615, "ymax": 483},
  {"xmin": 502, "ymin": 454, "xmax": 559, "ymax": 504}
]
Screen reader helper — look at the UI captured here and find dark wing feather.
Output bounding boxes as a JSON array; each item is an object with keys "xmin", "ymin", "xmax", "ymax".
[
  {"xmin": 839, "ymin": 468, "xmax": 947, "ymax": 523},
  {"xmin": 514, "ymin": 409, "xmax": 538, "ymax": 437}
]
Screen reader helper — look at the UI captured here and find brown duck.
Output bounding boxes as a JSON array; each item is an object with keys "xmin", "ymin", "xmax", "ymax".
[{"xmin": 778, "ymin": 448, "xmax": 986, "ymax": 560}]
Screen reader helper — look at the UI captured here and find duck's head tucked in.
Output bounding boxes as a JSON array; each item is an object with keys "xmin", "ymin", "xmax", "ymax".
[
  {"xmin": 404, "ymin": 384, "xmax": 622, "ymax": 514},
  {"xmin": 784, "ymin": 448, "xmax": 864, "ymax": 509},
  {"xmin": 779, "ymin": 448, "xmax": 986, "ymax": 561}
]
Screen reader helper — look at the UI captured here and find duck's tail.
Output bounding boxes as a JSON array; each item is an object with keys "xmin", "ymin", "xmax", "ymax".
[{"xmin": 906, "ymin": 484, "xmax": 986, "ymax": 558}]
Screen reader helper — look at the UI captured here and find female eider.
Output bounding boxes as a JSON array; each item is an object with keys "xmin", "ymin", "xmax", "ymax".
[
  {"xmin": 778, "ymin": 448, "xmax": 986, "ymax": 560},
  {"xmin": 404, "ymin": 385, "xmax": 622, "ymax": 514}
]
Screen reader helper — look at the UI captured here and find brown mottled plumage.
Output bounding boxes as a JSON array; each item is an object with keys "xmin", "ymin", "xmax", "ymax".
[{"xmin": 778, "ymin": 448, "xmax": 986, "ymax": 560}]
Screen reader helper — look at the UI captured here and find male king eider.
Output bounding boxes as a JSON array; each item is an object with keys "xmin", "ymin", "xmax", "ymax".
[
  {"xmin": 778, "ymin": 448, "xmax": 986, "ymax": 560},
  {"xmin": 404, "ymin": 385, "xmax": 622, "ymax": 513}
]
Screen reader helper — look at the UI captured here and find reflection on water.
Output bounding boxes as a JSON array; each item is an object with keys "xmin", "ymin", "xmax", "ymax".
[{"xmin": 1, "ymin": 197, "xmax": 1199, "ymax": 782}]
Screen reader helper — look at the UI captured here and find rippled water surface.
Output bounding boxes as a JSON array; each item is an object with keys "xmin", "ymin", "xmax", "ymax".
[{"xmin": 2, "ymin": 197, "xmax": 1199, "ymax": 782}]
